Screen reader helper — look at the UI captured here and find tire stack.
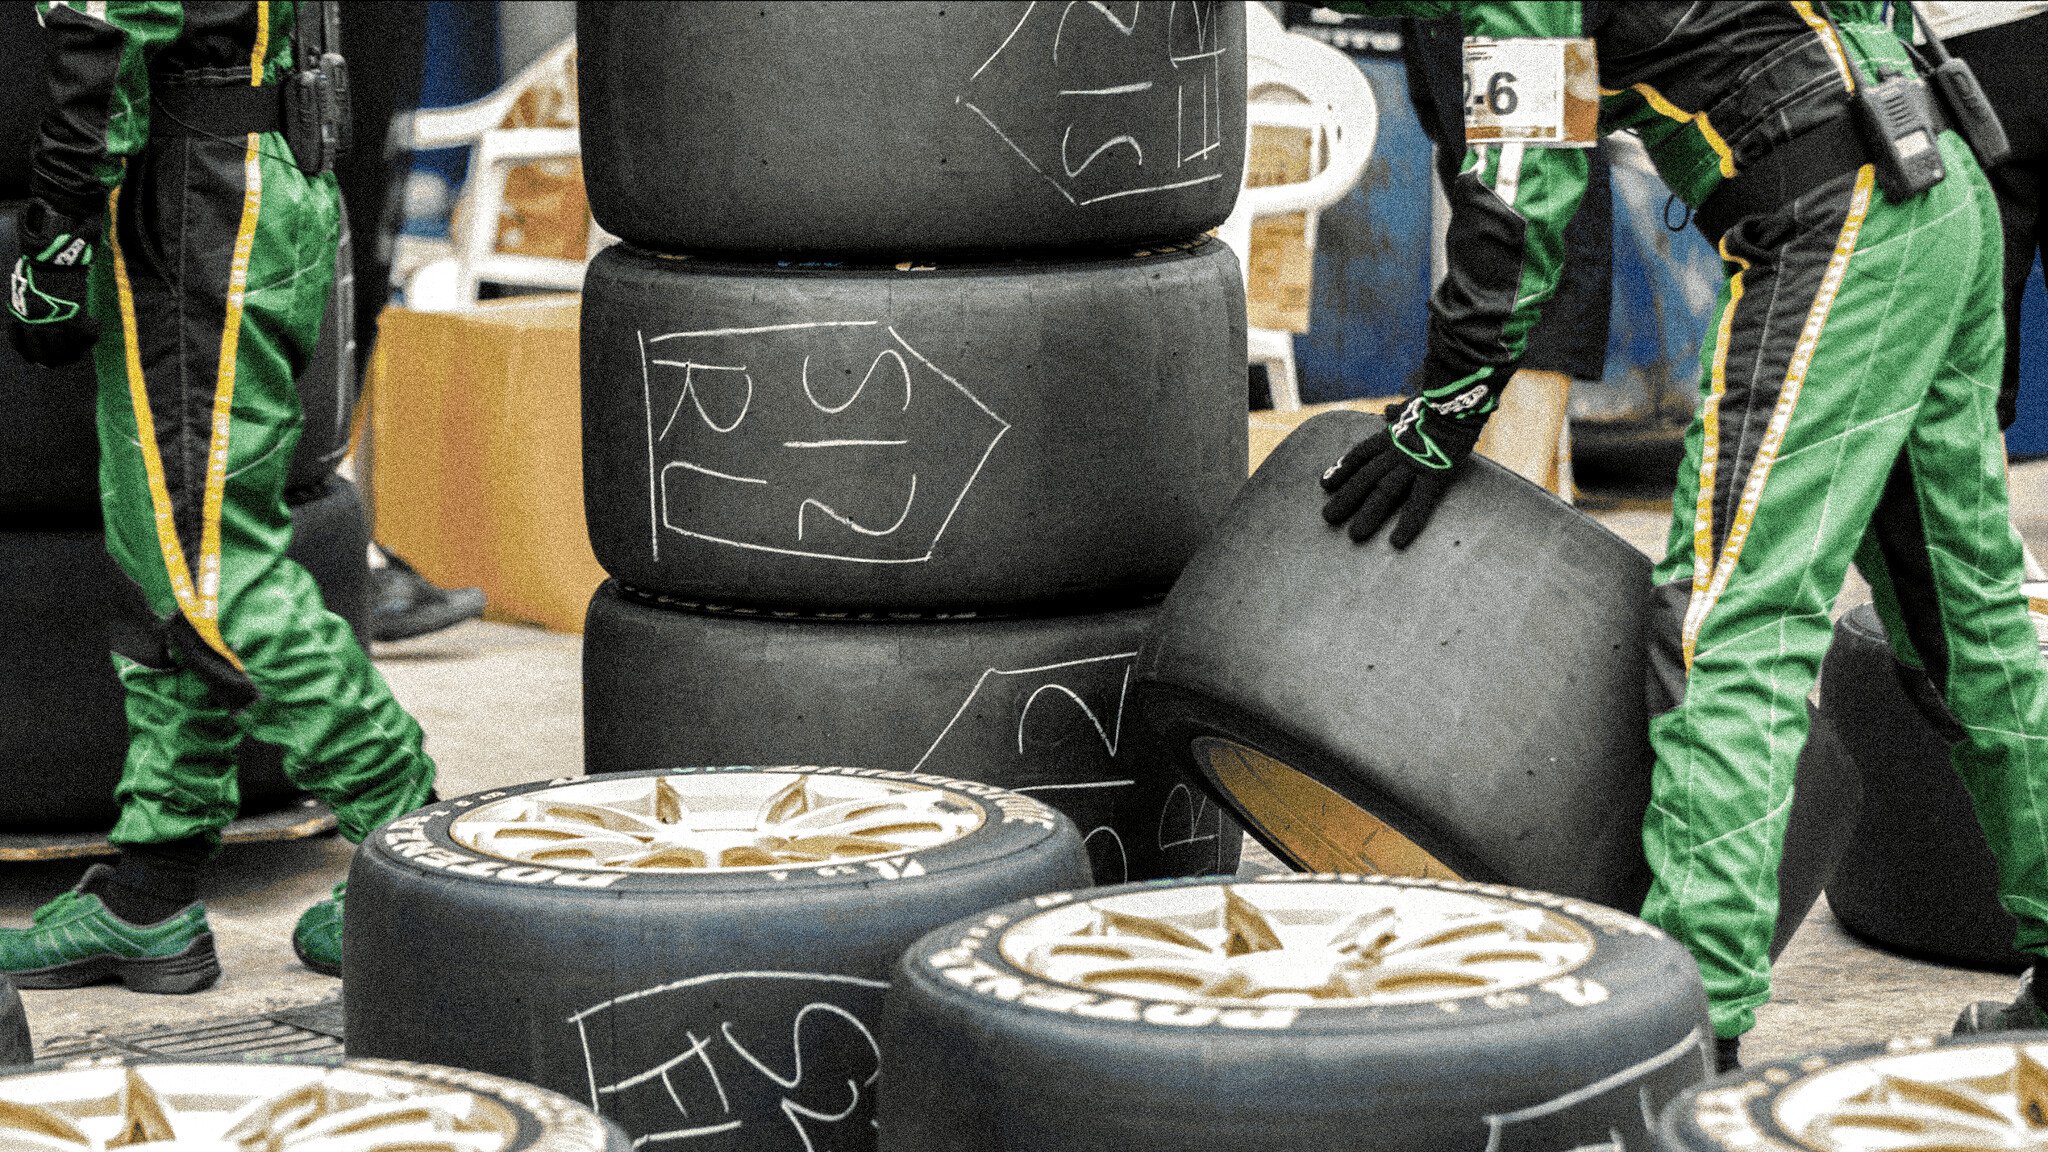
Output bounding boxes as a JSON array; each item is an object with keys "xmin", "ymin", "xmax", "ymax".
[
  {"xmin": 0, "ymin": 198, "xmax": 366, "ymax": 831},
  {"xmin": 574, "ymin": 2, "xmax": 1252, "ymax": 885}
]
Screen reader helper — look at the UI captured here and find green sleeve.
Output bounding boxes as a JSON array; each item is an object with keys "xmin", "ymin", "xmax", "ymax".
[
  {"xmin": 1416, "ymin": 1, "xmax": 1591, "ymax": 422},
  {"xmin": 30, "ymin": 1, "xmax": 185, "ymax": 221}
]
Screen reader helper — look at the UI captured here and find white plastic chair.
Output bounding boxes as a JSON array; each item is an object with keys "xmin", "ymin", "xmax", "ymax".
[
  {"xmin": 398, "ymin": 40, "xmax": 607, "ymax": 309},
  {"xmin": 1219, "ymin": 3, "xmax": 1379, "ymax": 412}
]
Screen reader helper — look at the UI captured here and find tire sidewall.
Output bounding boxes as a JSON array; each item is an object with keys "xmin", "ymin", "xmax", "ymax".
[
  {"xmin": 347, "ymin": 769, "xmax": 1091, "ymax": 1147},
  {"xmin": 883, "ymin": 874, "xmax": 1712, "ymax": 1151}
]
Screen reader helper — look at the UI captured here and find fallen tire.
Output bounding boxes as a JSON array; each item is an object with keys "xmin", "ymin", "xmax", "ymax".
[
  {"xmin": 881, "ymin": 874, "xmax": 1713, "ymax": 1152},
  {"xmin": 0, "ymin": 478, "xmax": 370, "ymax": 830},
  {"xmin": 0, "ymin": 1057, "xmax": 629, "ymax": 1150},
  {"xmin": 1821, "ymin": 602, "xmax": 2029, "ymax": 971},
  {"xmin": 1660, "ymin": 1034, "xmax": 2048, "ymax": 1151},
  {"xmin": 581, "ymin": 240, "xmax": 1245, "ymax": 612},
  {"xmin": 578, "ymin": 2, "xmax": 1246, "ymax": 256},
  {"xmin": 584, "ymin": 582, "xmax": 1242, "ymax": 883},
  {"xmin": 1131, "ymin": 410, "xmax": 1854, "ymax": 952},
  {"xmin": 0, "ymin": 199, "xmax": 357, "ymax": 517},
  {"xmin": 345, "ymin": 767, "xmax": 1090, "ymax": 1149}
]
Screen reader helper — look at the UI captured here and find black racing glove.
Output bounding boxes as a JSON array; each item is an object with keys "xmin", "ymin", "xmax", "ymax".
[
  {"xmin": 1320, "ymin": 391, "xmax": 1491, "ymax": 549},
  {"xmin": 7, "ymin": 200, "xmax": 100, "ymax": 369}
]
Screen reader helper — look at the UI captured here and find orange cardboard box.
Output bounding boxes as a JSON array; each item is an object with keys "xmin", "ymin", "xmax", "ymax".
[{"xmin": 366, "ymin": 295, "xmax": 603, "ymax": 633}]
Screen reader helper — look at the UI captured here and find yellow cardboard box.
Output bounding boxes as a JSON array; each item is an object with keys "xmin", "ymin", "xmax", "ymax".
[{"xmin": 366, "ymin": 295, "xmax": 604, "ymax": 633}]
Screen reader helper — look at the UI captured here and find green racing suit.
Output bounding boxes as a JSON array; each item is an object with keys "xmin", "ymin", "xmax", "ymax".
[
  {"xmin": 29, "ymin": 0, "xmax": 434, "ymax": 848},
  {"xmin": 1350, "ymin": 1, "xmax": 2048, "ymax": 1039}
]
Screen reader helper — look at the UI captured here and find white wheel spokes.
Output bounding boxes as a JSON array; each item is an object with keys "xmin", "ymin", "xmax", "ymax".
[
  {"xmin": 1008, "ymin": 884, "xmax": 1597, "ymax": 1007},
  {"xmin": 0, "ymin": 1067, "xmax": 516, "ymax": 1151},
  {"xmin": 450, "ymin": 773, "xmax": 986, "ymax": 872}
]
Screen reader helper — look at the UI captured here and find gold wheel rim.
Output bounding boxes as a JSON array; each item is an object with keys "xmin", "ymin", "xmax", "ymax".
[
  {"xmin": 1197, "ymin": 737, "xmax": 1460, "ymax": 879},
  {"xmin": 999, "ymin": 881, "xmax": 1594, "ymax": 1007},
  {"xmin": 451, "ymin": 771, "xmax": 985, "ymax": 872},
  {"xmin": 0, "ymin": 1063, "xmax": 521, "ymax": 1150},
  {"xmin": 1773, "ymin": 1041, "xmax": 2048, "ymax": 1151}
]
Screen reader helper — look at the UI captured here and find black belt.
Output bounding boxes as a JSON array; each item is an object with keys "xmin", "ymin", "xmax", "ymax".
[
  {"xmin": 151, "ymin": 83, "xmax": 285, "ymax": 138},
  {"xmin": 1695, "ymin": 113, "xmax": 1874, "ymax": 244}
]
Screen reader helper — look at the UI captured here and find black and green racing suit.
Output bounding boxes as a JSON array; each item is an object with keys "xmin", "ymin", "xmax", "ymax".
[
  {"xmin": 1352, "ymin": 1, "xmax": 2047, "ymax": 1041},
  {"xmin": 28, "ymin": 0, "xmax": 433, "ymax": 848}
]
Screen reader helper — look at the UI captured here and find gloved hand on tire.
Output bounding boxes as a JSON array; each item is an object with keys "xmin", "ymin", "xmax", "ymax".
[
  {"xmin": 7, "ymin": 201, "xmax": 99, "ymax": 369},
  {"xmin": 1321, "ymin": 389, "xmax": 1493, "ymax": 549}
]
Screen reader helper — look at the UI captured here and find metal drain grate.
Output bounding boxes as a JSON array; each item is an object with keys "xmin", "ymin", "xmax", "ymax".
[{"xmin": 34, "ymin": 997, "xmax": 344, "ymax": 1068}]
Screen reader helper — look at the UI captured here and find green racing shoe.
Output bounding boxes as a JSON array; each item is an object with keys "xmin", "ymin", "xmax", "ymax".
[
  {"xmin": 0, "ymin": 865, "xmax": 219, "ymax": 994},
  {"xmin": 293, "ymin": 882, "xmax": 344, "ymax": 977}
]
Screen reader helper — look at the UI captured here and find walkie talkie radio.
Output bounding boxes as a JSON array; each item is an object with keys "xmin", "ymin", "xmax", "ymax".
[
  {"xmin": 1904, "ymin": 0, "xmax": 2012, "ymax": 169},
  {"xmin": 1819, "ymin": 2, "xmax": 1945, "ymax": 201}
]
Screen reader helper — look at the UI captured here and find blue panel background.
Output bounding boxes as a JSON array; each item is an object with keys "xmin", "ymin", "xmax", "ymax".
[{"xmin": 2009, "ymin": 257, "xmax": 2048, "ymax": 458}]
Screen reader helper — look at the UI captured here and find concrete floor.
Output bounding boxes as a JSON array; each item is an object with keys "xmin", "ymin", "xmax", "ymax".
[{"xmin": 9, "ymin": 463, "xmax": 2048, "ymax": 1064}]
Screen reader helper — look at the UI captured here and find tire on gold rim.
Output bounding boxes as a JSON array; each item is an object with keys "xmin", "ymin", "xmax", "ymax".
[
  {"xmin": 881, "ymin": 874, "xmax": 1716, "ymax": 1152},
  {"xmin": 1661, "ymin": 1036, "xmax": 2048, "ymax": 1151},
  {"xmin": 348, "ymin": 767, "xmax": 1089, "ymax": 1149},
  {"xmin": 450, "ymin": 772, "xmax": 985, "ymax": 872},
  {"xmin": 999, "ymin": 880, "xmax": 1594, "ymax": 1007},
  {"xmin": 0, "ymin": 1057, "xmax": 625, "ymax": 1151}
]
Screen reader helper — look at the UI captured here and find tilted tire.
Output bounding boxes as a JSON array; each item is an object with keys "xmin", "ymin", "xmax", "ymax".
[
  {"xmin": 0, "ymin": 1056, "xmax": 630, "ymax": 1150},
  {"xmin": 580, "ymin": 239, "xmax": 1246, "ymax": 613},
  {"xmin": 583, "ymin": 582, "xmax": 1242, "ymax": 883},
  {"xmin": 1659, "ymin": 1034, "xmax": 2046, "ymax": 1151},
  {"xmin": 577, "ymin": 1, "xmax": 1246, "ymax": 256},
  {"xmin": 0, "ymin": 478, "xmax": 370, "ymax": 830},
  {"xmin": 345, "ymin": 767, "xmax": 1090, "ymax": 1149},
  {"xmin": 881, "ymin": 874, "xmax": 1713, "ymax": 1152},
  {"xmin": 1821, "ymin": 603, "xmax": 2029, "ymax": 971},
  {"xmin": 0, "ymin": 199, "xmax": 357, "ymax": 517},
  {"xmin": 1131, "ymin": 411, "xmax": 1853, "ymax": 953}
]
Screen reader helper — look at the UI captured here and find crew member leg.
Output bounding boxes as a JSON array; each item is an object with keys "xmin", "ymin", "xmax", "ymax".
[
  {"xmin": 1640, "ymin": 155, "xmax": 1979, "ymax": 1040},
  {"xmin": 96, "ymin": 134, "xmax": 434, "ymax": 852}
]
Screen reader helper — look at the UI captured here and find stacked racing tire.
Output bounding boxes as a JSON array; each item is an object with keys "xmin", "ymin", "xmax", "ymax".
[
  {"xmin": 346, "ymin": 768, "xmax": 1090, "ymax": 1147},
  {"xmin": 0, "ymin": 197, "xmax": 365, "ymax": 832},
  {"xmin": 574, "ymin": 1, "xmax": 1252, "ymax": 887},
  {"xmin": 1660, "ymin": 1034, "xmax": 2048, "ymax": 1150},
  {"xmin": 0, "ymin": 1057, "xmax": 630, "ymax": 1149},
  {"xmin": 882, "ymin": 874, "xmax": 1715, "ymax": 1151}
]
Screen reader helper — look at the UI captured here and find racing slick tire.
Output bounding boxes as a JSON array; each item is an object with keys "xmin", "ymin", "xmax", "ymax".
[
  {"xmin": 1659, "ymin": 1034, "xmax": 2048, "ymax": 1151},
  {"xmin": 577, "ymin": 2, "xmax": 1245, "ymax": 256},
  {"xmin": 582, "ymin": 583, "xmax": 1241, "ymax": 884},
  {"xmin": 880, "ymin": 874, "xmax": 1713, "ymax": 1152},
  {"xmin": 580, "ymin": 239, "xmax": 1245, "ymax": 613},
  {"xmin": 1131, "ymin": 410, "xmax": 1853, "ymax": 953},
  {"xmin": 1820, "ymin": 603, "xmax": 2030, "ymax": 971},
  {"xmin": 0, "ymin": 1057, "xmax": 630, "ymax": 1150},
  {"xmin": 344, "ymin": 767, "xmax": 1090, "ymax": 1150}
]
